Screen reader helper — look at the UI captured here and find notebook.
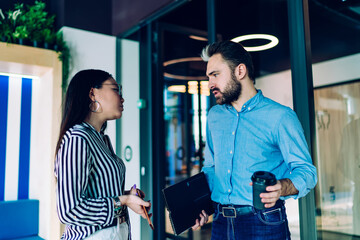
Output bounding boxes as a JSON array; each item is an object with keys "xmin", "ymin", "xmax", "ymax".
[{"xmin": 162, "ymin": 172, "xmax": 214, "ymax": 235}]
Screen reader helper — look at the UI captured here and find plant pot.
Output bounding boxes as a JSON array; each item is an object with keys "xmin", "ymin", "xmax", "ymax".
[
  {"xmin": 18, "ymin": 38, "xmax": 24, "ymax": 45},
  {"xmin": 17, "ymin": 38, "xmax": 30, "ymax": 46}
]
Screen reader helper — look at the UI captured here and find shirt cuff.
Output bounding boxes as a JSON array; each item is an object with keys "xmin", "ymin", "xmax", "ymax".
[
  {"xmin": 105, "ymin": 197, "xmax": 115, "ymax": 224},
  {"xmin": 288, "ymin": 175, "xmax": 307, "ymax": 199}
]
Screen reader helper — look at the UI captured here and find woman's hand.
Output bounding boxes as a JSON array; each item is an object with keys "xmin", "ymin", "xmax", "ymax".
[
  {"xmin": 192, "ymin": 210, "xmax": 209, "ymax": 230},
  {"xmin": 119, "ymin": 194, "xmax": 151, "ymax": 219}
]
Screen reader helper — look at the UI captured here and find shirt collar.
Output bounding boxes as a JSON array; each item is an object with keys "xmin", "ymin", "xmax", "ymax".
[
  {"xmin": 81, "ymin": 122, "xmax": 103, "ymax": 135},
  {"xmin": 225, "ymin": 89, "xmax": 264, "ymax": 113}
]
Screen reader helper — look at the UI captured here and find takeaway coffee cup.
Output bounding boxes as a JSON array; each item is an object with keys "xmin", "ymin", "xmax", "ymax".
[{"xmin": 251, "ymin": 171, "xmax": 277, "ymax": 210}]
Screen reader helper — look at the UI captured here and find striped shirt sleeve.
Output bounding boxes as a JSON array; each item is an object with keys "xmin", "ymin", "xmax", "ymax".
[{"xmin": 56, "ymin": 135, "xmax": 114, "ymax": 226}]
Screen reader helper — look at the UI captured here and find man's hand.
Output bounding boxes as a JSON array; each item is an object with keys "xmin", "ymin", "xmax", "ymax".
[
  {"xmin": 259, "ymin": 180, "xmax": 282, "ymax": 208},
  {"xmin": 251, "ymin": 178, "xmax": 299, "ymax": 208},
  {"xmin": 192, "ymin": 210, "xmax": 209, "ymax": 230}
]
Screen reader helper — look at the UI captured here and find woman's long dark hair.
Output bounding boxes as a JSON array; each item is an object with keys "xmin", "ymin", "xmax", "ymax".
[{"xmin": 55, "ymin": 69, "xmax": 112, "ymax": 155}]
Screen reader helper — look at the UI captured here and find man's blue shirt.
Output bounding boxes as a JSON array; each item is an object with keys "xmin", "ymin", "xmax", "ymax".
[{"xmin": 203, "ymin": 90, "xmax": 317, "ymax": 205}]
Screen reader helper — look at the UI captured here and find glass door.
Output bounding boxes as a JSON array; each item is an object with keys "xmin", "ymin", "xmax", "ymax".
[
  {"xmin": 158, "ymin": 23, "xmax": 212, "ymax": 240},
  {"xmin": 314, "ymin": 80, "xmax": 360, "ymax": 239}
]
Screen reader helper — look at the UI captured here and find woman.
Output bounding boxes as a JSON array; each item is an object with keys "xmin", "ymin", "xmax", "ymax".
[{"xmin": 54, "ymin": 69, "xmax": 150, "ymax": 239}]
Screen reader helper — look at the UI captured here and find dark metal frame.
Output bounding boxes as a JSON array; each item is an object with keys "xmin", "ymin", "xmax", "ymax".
[
  {"xmin": 287, "ymin": 0, "xmax": 317, "ymax": 239},
  {"xmin": 314, "ymin": 78, "xmax": 360, "ymax": 90}
]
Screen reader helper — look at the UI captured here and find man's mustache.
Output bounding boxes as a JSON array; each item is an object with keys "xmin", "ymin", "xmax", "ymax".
[{"xmin": 212, "ymin": 88, "xmax": 220, "ymax": 94}]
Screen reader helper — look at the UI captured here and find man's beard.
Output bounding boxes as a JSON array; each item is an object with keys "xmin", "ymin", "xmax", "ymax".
[{"xmin": 213, "ymin": 71, "xmax": 242, "ymax": 105}]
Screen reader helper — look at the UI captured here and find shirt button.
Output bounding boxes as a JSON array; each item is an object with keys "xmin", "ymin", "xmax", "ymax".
[
  {"xmin": 228, "ymin": 189, "xmax": 231, "ymax": 193},
  {"xmin": 243, "ymin": 105, "xmax": 246, "ymax": 108},
  {"xmin": 230, "ymin": 151, "xmax": 233, "ymax": 154},
  {"xmin": 248, "ymin": 107, "xmax": 251, "ymax": 110},
  {"xmin": 232, "ymin": 131, "xmax": 235, "ymax": 135},
  {"xmin": 228, "ymin": 170, "xmax": 230, "ymax": 173},
  {"xmin": 237, "ymin": 114, "xmax": 239, "ymax": 117}
]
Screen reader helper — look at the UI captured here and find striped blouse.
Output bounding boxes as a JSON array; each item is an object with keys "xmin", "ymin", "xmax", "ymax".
[{"xmin": 54, "ymin": 122, "xmax": 128, "ymax": 239}]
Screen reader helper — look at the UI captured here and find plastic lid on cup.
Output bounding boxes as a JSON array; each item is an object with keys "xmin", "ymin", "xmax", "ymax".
[{"xmin": 251, "ymin": 171, "xmax": 277, "ymax": 185}]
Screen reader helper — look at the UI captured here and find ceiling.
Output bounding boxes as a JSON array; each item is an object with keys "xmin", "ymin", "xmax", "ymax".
[{"xmin": 158, "ymin": 0, "xmax": 360, "ymax": 81}]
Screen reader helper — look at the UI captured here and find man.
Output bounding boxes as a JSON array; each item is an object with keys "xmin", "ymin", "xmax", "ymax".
[{"xmin": 193, "ymin": 41, "xmax": 317, "ymax": 239}]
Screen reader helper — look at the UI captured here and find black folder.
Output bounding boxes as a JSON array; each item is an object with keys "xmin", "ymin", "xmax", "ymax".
[{"xmin": 162, "ymin": 172, "xmax": 215, "ymax": 235}]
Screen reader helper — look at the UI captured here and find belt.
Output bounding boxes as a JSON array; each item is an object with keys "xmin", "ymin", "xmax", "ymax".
[{"xmin": 214, "ymin": 203, "xmax": 253, "ymax": 218}]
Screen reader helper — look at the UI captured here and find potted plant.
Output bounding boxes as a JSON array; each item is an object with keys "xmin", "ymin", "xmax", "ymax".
[
  {"xmin": 24, "ymin": 1, "xmax": 54, "ymax": 47},
  {"xmin": 0, "ymin": 9, "xmax": 12, "ymax": 42},
  {"xmin": 12, "ymin": 3, "xmax": 29, "ymax": 45},
  {"xmin": 0, "ymin": 21, "xmax": 12, "ymax": 43},
  {"xmin": 42, "ymin": 28, "xmax": 54, "ymax": 49},
  {"xmin": 55, "ymin": 31, "xmax": 70, "ymax": 89},
  {"xmin": 13, "ymin": 25, "xmax": 29, "ymax": 45},
  {"xmin": 1, "ymin": 1, "xmax": 70, "ymax": 94}
]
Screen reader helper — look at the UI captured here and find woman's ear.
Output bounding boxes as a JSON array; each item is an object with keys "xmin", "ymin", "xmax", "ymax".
[{"xmin": 89, "ymin": 88, "xmax": 96, "ymax": 101}]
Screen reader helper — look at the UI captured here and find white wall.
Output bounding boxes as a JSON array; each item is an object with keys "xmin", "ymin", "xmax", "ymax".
[
  {"xmin": 119, "ymin": 39, "xmax": 141, "ymax": 240},
  {"xmin": 29, "ymin": 69, "xmax": 57, "ymax": 239},
  {"xmin": 256, "ymin": 53, "xmax": 360, "ymax": 98},
  {"xmin": 255, "ymin": 52, "xmax": 360, "ymax": 239},
  {"xmin": 313, "ymin": 53, "xmax": 360, "ymax": 88}
]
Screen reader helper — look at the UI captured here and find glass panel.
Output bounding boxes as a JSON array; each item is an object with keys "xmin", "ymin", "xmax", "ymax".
[
  {"xmin": 164, "ymin": 84, "xmax": 211, "ymax": 238},
  {"xmin": 314, "ymin": 81, "xmax": 360, "ymax": 238},
  {"xmin": 162, "ymin": 29, "xmax": 210, "ymax": 239},
  {"xmin": 310, "ymin": 0, "xmax": 360, "ymax": 238}
]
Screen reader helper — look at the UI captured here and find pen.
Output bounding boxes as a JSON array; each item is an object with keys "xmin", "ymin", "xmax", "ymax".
[{"xmin": 134, "ymin": 185, "xmax": 154, "ymax": 230}]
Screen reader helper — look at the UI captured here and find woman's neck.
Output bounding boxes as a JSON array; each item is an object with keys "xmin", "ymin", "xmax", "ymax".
[{"xmin": 84, "ymin": 114, "xmax": 104, "ymax": 132}]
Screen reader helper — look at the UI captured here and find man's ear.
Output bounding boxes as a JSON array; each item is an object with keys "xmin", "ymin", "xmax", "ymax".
[{"xmin": 235, "ymin": 63, "xmax": 247, "ymax": 80}]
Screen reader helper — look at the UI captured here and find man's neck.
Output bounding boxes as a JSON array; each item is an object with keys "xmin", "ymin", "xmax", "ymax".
[{"xmin": 231, "ymin": 85, "xmax": 257, "ymax": 112}]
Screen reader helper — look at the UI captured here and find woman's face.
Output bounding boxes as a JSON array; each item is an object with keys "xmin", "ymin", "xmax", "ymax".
[{"xmin": 92, "ymin": 78, "xmax": 124, "ymax": 120}]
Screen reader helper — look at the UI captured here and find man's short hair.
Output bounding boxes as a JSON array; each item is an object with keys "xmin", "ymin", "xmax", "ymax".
[{"xmin": 201, "ymin": 41, "xmax": 255, "ymax": 82}]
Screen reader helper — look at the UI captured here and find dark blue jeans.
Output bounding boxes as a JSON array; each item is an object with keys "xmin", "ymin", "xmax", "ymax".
[{"xmin": 211, "ymin": 201, "xmax": 291, "ymax": 240}]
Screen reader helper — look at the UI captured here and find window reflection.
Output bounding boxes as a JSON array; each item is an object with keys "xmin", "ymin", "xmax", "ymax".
[{"xmin": 314, "ymin": 81, "xmax": 360, "ymax": 238}]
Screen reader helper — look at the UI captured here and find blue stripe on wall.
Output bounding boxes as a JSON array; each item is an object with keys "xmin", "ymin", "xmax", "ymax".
[
  {"xmin": 0, "ymin": 75, "xmax": 9, "ymax": 201},
  {"xmin": 18, "ymin": 78, "xmax": 32, "ymax": 200}
]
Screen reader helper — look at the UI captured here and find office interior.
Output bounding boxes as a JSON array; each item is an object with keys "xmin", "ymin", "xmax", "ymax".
[{"xmin": 0, "ymin": 0, "xmax": 359, "ymax": 239}]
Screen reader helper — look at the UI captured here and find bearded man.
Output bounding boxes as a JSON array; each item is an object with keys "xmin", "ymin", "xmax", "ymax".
[{"xmin": 192, "ymin": 41, "xmax": 317, "ymax": 240}]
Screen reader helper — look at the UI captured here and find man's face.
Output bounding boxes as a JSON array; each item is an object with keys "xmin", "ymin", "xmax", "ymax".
[{"xmin": 206, "ymin": 54, "xmax": 242, "ymax": 105}]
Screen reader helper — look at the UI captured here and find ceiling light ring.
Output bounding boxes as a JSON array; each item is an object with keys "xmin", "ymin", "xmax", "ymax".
[
  {"xmin": 164, "ymin": 73, "xmax": 208, "ymax": 81},
  {"xmin": 231, "ymin": 34, "xmax": 279, "ymax": 52},
  {"xmin": 163, "ymin": 57, "xmax": 208, "ymax": 81}
]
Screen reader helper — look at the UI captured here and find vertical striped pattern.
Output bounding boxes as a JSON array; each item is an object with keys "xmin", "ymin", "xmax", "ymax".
[
  {"xmin": 54, "ymin": 122, "xmax": 127, "ymax": 240},
  {"xmin": 0, "ymin": 75, "xmax": 33, "ymax": 201},
  {"xmin": 0, "ymin": 75, "xmax": 9, "ymax": 201},
  {"xmin": 18, "ymin": 78, "xmax": 32, "ymax": 199},
  {"xmin": 4, "ymin": 76, "xmax": 22, "ymax": 200}
]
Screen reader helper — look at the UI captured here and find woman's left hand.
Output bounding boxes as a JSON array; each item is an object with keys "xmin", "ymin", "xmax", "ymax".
[{"xmin": 120, "ymin": 195, "xmax": 151, "ymax": 219}]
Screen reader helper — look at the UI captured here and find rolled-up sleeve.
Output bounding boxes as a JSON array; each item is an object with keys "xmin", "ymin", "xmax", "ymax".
[
  {"xmin": 55, "ymin": 136, "xmax": 114, "ymax": 226},
  {"xmin": 276, "ymin": 110, "xmax": 318, "ymax": 199}
]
